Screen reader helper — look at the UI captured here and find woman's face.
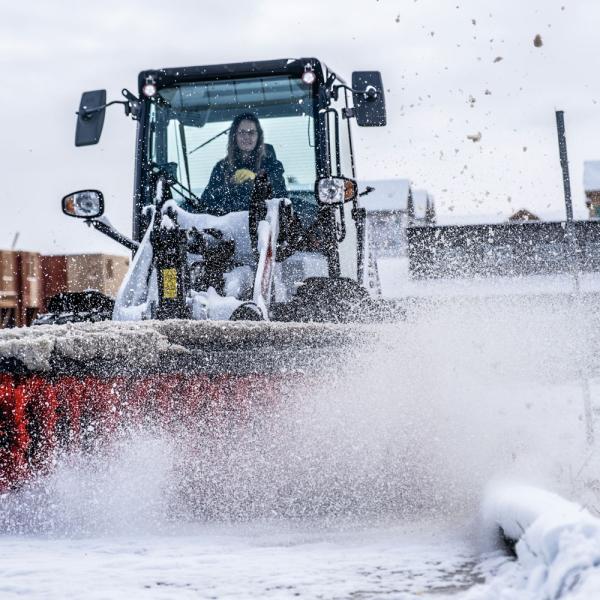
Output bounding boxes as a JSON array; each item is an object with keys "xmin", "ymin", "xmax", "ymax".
[{"xmin": 236, "ymin": 119, "xmax": 259, "ymax": 153}]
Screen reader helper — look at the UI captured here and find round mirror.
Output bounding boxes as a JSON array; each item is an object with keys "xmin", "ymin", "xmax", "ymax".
[{"xmin": 62, "ymin": 190, "xmax": 105, "ymax": 219}]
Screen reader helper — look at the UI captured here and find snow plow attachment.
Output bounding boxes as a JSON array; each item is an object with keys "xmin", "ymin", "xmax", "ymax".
[{"xmin": 0, "ymin": 320, "xmax": 363, "ymax": 491}]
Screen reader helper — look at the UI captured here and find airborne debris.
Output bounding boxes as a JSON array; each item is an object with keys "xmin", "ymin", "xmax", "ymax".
[
  {"xmin": 467, "ymin": 132, "xmax": 482, "ymax": 142},
  {"xmin": 484, "ymin": 89, "xmax": 492, "ymax": 95},
  {"xmin": 395, "ymin": 14, "xmax": 400, "ymax": 22},
  {"xmin": 493, "ymin": 56, "xmax": 503, "ymax": 63},
  {"xmin": 533, "ymin": 34, "xmax": 543, "ymax": 47}
]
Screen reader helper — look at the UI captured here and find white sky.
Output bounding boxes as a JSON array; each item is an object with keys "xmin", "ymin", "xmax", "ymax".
[{"xmin": 2, "ymin": 0, "xmax": 599, "ymax": 254}]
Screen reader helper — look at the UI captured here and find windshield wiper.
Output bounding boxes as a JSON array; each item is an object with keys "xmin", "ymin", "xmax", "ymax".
[{"xmin": 189, "ymin": 126, "xmax": 230, "ymax": 155}]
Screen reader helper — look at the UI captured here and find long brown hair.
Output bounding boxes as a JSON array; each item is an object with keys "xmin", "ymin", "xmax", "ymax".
[{"xmin": 226, "ymin": 113, "xmax": 265, "ymax": 172}]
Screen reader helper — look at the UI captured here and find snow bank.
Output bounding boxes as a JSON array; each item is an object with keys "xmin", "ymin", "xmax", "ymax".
[{"xmin": 472, "ymin": 484, "xmax": 600, "ymax": 599}]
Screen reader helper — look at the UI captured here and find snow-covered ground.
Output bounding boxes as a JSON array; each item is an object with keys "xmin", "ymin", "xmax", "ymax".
[
  {"xmin": 0, "ymin": 520, "xmax": 485, "ymax": 599},
  {"xmin": 2, "ymin": 256, "xmax": 600, "ymax": 598}
]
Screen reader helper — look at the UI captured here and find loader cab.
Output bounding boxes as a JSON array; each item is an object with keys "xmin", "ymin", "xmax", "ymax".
[
  {"xmin": 73, "ymin": 57, "xmax": 386, "ymax": 284},
  {"xmin": 131, "ymin": 58, "xmax": 385, "ymax": 281}
]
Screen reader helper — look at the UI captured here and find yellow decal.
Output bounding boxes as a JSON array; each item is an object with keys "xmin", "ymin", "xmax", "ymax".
[{"xmin": 162, "ymin": 268, "xmax": 177, "ymax": 299}]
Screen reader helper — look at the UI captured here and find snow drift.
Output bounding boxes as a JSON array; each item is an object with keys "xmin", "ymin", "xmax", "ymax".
[{"xmin": 470, "ymin": 483, "xmax": 600, "ymax": 599}]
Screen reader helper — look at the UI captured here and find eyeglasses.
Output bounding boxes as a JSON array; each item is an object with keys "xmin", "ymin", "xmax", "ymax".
[{"xmin": 237, "ymin": 128, "xmax": 258, "ymax": 138}]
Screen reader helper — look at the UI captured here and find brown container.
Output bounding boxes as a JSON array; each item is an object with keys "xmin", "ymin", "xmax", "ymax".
[
  {"xmin": 41, "ymin": 254, "xmax": 129, "ymax": 307},
  {"xmin": 17, "ymin": 252, "xmax": 42, "ymax": 327},
  {"xmin": 0, "ymin": 250, "xmax": 18, "ymax": 328},
  {"xmin": 18, "ymin": 252, "xmax": 42, "ymax": 308},
  {"xmin": 0, "ymin": 250, "xmax": 18, "ymax": 308},
  {"xmin": 66, "ymin": 254, "xmax": 129, "ymax": 298}
]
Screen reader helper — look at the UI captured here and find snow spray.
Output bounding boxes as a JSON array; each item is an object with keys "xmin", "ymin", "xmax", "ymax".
[{"xmin": 1, "ymin": 294, "xmax": 598, "ymax": 535}]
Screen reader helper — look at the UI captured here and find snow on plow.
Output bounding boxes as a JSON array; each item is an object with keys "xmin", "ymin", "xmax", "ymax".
[{"xmin": 0, "ymin": 320, "xmax": 361, "ymax": 492}]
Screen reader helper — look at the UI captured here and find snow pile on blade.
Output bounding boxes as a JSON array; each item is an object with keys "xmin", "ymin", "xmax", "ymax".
[
  {"xmin": 0, "ymin": 319, "xmax": 364, "ymax": 376},
  {"xmin": 469, "ymin": 484, "xmax": 600, "ymax": 599}
]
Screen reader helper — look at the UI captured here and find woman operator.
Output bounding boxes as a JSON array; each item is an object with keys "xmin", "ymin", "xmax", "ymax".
[{"xmin": 197, "ymin": 113, "xmax": 287, "ymax": 215}]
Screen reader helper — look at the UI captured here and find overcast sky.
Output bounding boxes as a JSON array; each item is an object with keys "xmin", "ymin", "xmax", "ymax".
[{"xmin": 2, "ymin": 0, "xmax": 599, "ymax": 254}]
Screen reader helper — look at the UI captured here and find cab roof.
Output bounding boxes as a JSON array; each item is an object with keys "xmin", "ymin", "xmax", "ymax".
[{"xmin": 138, "ymin": 57, "xmax": 326, "ymax": 93}]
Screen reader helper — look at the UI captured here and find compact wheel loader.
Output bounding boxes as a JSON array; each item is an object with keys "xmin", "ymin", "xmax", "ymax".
[{"xmin": 0, "ymin": 57, "xmax": 394, "ymax": 489}]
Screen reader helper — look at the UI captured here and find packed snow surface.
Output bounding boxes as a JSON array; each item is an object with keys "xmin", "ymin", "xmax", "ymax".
[{"xmin": 0, "ymin": 518, "xmax": 482, "ymax": 599}]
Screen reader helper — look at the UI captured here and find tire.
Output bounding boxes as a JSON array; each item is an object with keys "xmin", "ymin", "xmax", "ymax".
[
  {"xmin": 33, "ymin": 291, "xmax": 114, "ymax": 326},
  {"xmin": 272, "ymin": 277, "xmax": 373, "ymax": 323}
]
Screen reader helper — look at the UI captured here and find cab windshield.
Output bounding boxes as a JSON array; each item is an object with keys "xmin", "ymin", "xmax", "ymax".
[{"xmin": 147, "ymin": 74, "xmax": 317, "ymax": 222}]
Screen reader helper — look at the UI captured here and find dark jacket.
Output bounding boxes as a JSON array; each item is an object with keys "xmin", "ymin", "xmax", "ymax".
[{"xmin": 186, "ymin": 144, "xmax": 287, "ymax": 215}]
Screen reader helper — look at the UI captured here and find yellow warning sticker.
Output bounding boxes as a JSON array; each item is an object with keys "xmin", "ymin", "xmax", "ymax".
[{"xmin": 162, "ymin": 268, "xmax": 177, "ymax": 299}]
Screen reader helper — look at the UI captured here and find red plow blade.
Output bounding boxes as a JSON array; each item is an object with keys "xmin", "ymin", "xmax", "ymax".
[{"xmin": 0, "ymin": 320, "xmax": 360, "ymax": 490}]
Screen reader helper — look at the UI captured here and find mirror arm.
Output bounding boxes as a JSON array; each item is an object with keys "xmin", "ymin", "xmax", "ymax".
[
  {"xmin": 77, "ymin": 100, "xmax": 132, "ymax": 120},
  {"xmin": 334, "ymin": 83, "xmax": 379, "ymax": 100},
  {"xmin": 86, "ymin": 218, "xmax": 139, "ymax": 251},
  {"xmin": 359, "ymin": 186, "xmax": 376, "ymax": 197}
]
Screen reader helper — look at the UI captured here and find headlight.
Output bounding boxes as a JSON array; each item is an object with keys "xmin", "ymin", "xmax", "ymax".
[{"xmin": 315, "ymin": 177, "xmax": 358, "ymax": 205}]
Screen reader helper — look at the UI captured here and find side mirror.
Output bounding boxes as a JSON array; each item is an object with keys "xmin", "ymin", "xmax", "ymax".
[
  {"xmin": 75, "ymin": 90, "xmax": 107, "ymax": 146},
  {"xmin": 315, "ymin": 177, "xmax": 358, "ymax": 205},
  {"xmin": 62, "ymin": 190, "xmax": 105, "ymax": 219},
  {"xmin": 351, "ymin": 72, "xmax": 386, "ymax": 127}
]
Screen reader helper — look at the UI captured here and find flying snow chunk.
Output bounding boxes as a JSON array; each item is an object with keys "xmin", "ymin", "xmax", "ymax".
[{"xmin": 467, "ymin": 132, "xmax": 482, "ymax": 143}]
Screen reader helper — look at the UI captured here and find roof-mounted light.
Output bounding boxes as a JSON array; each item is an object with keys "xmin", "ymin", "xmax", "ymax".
[
  {"xmin": 301, "ymin": 64, "xmax": 316, "ymax": 86},
  {"xmin": 142, "ymin": 76, "xmax": 157, "ymax": 98}
]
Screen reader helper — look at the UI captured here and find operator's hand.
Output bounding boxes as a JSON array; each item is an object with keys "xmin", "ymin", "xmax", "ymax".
[{"xmin": 232, "ymin": 168, "xmax": 256, "ymax": 184}]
